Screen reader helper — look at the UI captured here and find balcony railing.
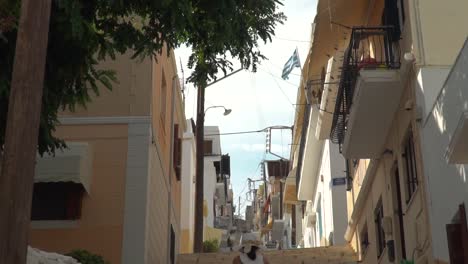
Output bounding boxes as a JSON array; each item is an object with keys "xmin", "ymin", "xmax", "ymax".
[{"xmin": 330, "ymin": 26, "xmax": 401, "ymax": 147}]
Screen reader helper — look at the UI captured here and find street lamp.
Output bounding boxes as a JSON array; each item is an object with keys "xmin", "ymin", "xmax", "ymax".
[{"xmin": 204, "ymin": 105, "xmax": 232, "ymax": 116}]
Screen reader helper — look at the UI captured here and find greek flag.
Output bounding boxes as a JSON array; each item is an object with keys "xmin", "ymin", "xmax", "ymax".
[{"xmin": 281, "ymin": 48, "xmax": 301, "ymax": 80}]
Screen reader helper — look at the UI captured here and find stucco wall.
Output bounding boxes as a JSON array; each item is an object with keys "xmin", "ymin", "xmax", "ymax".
[
  {"xmin": 328, "ymin": 141, "xmax": 347, "ymax": 246},
  {"xmin": 60, "ymin": 52, "xmax": 152, "ymax": 118},
  {"xmin": 30, "ymin": 123, "xmax": 129, "ymax": 264},
  {"xmin": 419, "ymin": 38, "xmax": 468, "ymax": 263},
  {"xmin": 415, "ymin": 0, "xmax": 468, "ymax": 66},
  {"xmin": 204, "ymin": 126, "xmax": 222, "ymax": 155},
  {"xmin": 349, "ymin": 80, "xmax": 432, "ymax": 263},
  {"xmin": 180, "ymin": 121, "xmax": 196, "ymax": 253},
  {"xmin": 204, "ymin": 159, "xmax": 218, "ymax": 229},
  {"xmin": 122, "ymin": 122, "xmax": 150, "ymax": 264}
]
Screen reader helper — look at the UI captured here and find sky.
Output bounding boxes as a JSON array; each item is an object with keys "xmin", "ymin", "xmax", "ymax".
[{"xmin": 175, "ymin": 0, "xmax": 317, "ymax": 217}]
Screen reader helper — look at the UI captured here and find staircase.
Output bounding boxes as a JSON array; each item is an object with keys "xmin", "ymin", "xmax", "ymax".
[{"xmin": 178, "ymin": 245, "xmax": 358, "ymax": 264}]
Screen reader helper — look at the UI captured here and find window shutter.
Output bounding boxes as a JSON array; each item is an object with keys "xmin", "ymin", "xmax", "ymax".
[{"xmin": 173, "ymin": 124, "xmax": 181, "ymax": 181}]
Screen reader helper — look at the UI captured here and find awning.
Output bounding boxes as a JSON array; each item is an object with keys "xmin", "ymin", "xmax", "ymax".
[
  {"xmin": 34, "ymin": 142, "xmax": 92, "ymax": 193},
  {"xmin": 284, "ymin": 167, "xmax": 298, "ymax": 204}
]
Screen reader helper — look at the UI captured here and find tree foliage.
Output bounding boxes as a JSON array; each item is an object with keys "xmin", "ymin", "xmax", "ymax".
[{"xmin": 0, "ymin": 0, "xmax": 285, "ymax": 155}]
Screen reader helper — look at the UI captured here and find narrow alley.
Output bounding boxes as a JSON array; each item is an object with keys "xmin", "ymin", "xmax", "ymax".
[{"xmin": 1, "ymin": 0, "xmax": 468, "ymax": 263}]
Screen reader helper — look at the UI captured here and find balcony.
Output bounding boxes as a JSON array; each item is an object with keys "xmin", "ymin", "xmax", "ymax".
[{"xmin": 330, "ymin": 26, "xmax": 402, "ymax": 158}]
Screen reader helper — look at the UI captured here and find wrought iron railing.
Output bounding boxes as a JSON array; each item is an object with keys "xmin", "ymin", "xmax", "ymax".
[{"xmin": 330, "ymin": 26, "xmax": 401, "ymax": 147}]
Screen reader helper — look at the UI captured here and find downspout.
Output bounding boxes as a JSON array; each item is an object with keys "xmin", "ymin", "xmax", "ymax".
[{"xmin": 167, "ymin": 74, "xmax": 177, "ymax": 263}]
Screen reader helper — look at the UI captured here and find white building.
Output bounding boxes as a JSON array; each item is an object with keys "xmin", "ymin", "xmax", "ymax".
[
  {"xmin": 300, "ymin": 139, "xmax": 348, "ymax": 247},
  {"xmin": 418, "ymin": 37, "xmax": 468, "ymax": 262},
  {"xmin": 180, "ymin": 119, "xmax": 197, "ymax": 253},
  {"xmin": 203, "ymin": 126, "xmax": 234, "ymax": 243}
]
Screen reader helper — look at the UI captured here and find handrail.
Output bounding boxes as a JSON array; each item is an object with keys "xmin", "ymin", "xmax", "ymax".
[{"xmin": 330, "ymin": 26, "xmax": 401, "ymax": 147}]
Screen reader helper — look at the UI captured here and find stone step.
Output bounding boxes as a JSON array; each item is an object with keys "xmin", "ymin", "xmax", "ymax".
[{"xmin": 178, "ymin": 245, "xmax": 358, "ymax": 264}]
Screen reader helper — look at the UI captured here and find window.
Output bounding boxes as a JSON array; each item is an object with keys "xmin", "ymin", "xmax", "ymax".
[
  {"xmin": 203, "ymin": 140, "xmax": 213, "ymax": 155},
  {"xmin": 173, "ymin": 124, "xmax": 181, "ymax": 181},
  {"xmin": 403, "ymin": 131, "xmax": 418, "ymax": 203},
  {"xmin": 170, "ymin": 225, "xmax": 175, "ymax": 264},
  {"xmin": 382, "ymin": 0, "xmax": 402, "ymax": 41},
  {"xmin": 346, "ymin": 159, "xmax": 354, "ymax": 192},
  {"xmin": 374, "ymin": 198, "xmax": 386, "ymax": 258},
  {"xmin": 160, "ymin": 69, "xmax": 167, "ymax": 126},
  {"xmin": 31, "ymin": 182, "xmax": 84, "ymax": 221},
  {"xmin": 360, "ymin": 222, "xmax": 370, "ymax": 256}
]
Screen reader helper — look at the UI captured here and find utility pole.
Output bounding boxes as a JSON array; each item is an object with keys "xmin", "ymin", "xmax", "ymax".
[
  {"xmin": 238, "ymin": 196, "xmax": 241, "ymax": 217},
  {"xmin": 0, "ymin": 0, "xmax": 52, "ymax": 263},
  {"xmin": 262, "ymin": 161, "xmax": 268, "ymax": 201},
  {"xmin": 193, "ymin": 69, "xmax": 242, "ymax": 253}
]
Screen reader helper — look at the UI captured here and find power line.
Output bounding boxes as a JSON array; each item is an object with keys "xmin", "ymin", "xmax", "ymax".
[
  {"xmin": 205, "ymin": 125, "xmax": 292, "ymax": 136},
  {"xmin": 258, "ymin": 67, "xmax": 299, "ymax": 87},
  {"xmin": 273, "ymin": 36, "xmax": 311, "ymax": 43},
  {"xmin": 264, "ymin": 65, "xmax": 297, "ymax": 110}
]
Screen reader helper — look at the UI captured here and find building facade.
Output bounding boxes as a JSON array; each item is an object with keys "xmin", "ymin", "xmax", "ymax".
[
  {"xmin": 203, "ymin": 126, "xmax": 234, "ymax": 245},
  {"xmin": 288, "ymin": 0, "xmax": 468, "ymax": 263},
  {"xmin": 29, "ymin": 47, "xmax": 187, "ymax": 264}
]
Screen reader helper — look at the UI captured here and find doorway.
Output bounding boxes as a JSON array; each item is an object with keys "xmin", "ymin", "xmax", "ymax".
[{"xmin": 446, "ymin": 203, "xmax": 468, "ymax": 264}]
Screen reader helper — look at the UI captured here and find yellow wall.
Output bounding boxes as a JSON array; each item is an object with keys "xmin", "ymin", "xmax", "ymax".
[{"xmin": 30, "ymin": 124, "xmax": 129, "ymax": 264}]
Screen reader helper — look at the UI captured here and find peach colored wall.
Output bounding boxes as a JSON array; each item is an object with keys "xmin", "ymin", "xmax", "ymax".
[
  {"xmin": 145, "ymin": 46, "xmax": 185, "ymax": 263},
  {"xmin": 30, "ymin": 124, "xmax": 129, "ymax": 264},
  {"xmin": 61, "ymin": 52, "xmax": 152, "ymax": 118}
]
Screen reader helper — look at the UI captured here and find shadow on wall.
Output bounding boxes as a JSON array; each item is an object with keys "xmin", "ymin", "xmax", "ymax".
[{"xmin": 419, "ymin": 38, "xmax": 468, "ymax": 261}]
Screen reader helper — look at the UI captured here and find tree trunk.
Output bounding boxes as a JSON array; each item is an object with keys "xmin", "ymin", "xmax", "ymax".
[
  {"xmin": 194, "ymin": 86, "xmax": 205, "ymax": 253},
  {"xmin": 0, "ymin": 0, "xmax": 51, "ymax": 263}
]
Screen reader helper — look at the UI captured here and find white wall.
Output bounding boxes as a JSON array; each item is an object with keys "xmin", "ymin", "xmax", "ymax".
[
  {"xmin": 328, "ymin": 141, "xmax": 348, "ymax": 245},
  {"xmin": 419, "ymin": 38, "xmax": 468, "ymax": 262},
  {"xmin": 204, "ymin": 159, "xmax": 217, "ymax": 228},
  {"xmin": 122, "ymin": 121, "xmax": 150, "ymax": 264},
  {"xmin": 204, "ymin": 126, "xmax": 222, "ymax": 155},
  {"xmin": 180, "ymin": 120, "xmax": 196, "ymax": 247},
  {"xmin": 311, "ymin": 140, "xmax": 347, "ymax": 247}
]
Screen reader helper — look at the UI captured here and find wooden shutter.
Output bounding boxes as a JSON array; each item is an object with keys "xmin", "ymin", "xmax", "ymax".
[{"xmin": 173, "ymin": 124, "xmax": 181, "ymax": 181}]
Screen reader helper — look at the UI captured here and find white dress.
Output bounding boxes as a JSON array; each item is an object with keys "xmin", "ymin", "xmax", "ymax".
[{"xmin": 239, "ymin": 252, "xmax": 265, "ymax": 264}]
